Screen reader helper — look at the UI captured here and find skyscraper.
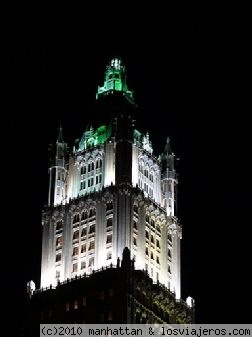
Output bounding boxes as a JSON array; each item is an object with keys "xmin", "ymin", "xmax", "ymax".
[{"xmin": 29, "ymin": 57, "xmax": 194, "ymax": 326}]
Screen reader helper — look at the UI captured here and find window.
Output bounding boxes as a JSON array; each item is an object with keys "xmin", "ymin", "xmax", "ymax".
[
  {"xmin": 145, "ymin": 247, "xmax": 149, "ymax": 256},
  {"xmin": 146, "ymin": 215, "xmax": 150, "ymax": 223},
  {"xmin": 81, "ymin": 261, "xmax": 86, "ymax": 269},
  {"xmin": 89, "ymin": 224, "xmax": 95, "ymax": 234},
  {"xmin": 133, "ymin": 220, "xmax": 137, "ymax": 230},
  {"xmin": 56, "ymin": 270, "xmax": 60, "ymax": 280},
  {"xmin": 168, "ymin": 234, "xmax": 172, "ymax": 242},
  {"xmin": 89, "ymin": 208, "xmax": 96, "ymax": 217},
  {"xmin": 145, "ymin": 231, "xmax": 149, "ymax": 239},
  {"xmin": 89, "ymin": 241, "xmax": 95, "ymax": 250},
  {"xmin": 156, "ymin": 272, "xmax": 159, "ymax": 282},
  {"xmin": 107, "ymin": 251, "xmax": 112, "ymax": 260},
  {"xmin": 89, "ymin": 257, "xmax": 94, "ymax": 267},
  {"xmin": 73, "ymin": 231, "xmax": 79, "ymax": 241},
  {"xmin": 156, "ymin": 224, "xmax": 161, "ymax": 233},
  {"xmin": 106, "ymin": 234, "xmax": 112, "ymax": 244},
  {"xmin": 96, "ymin": 175, "xmax": 98, "ymax": 184},
  {"xmin": 66, "ymin": 303, "xmax": 70, "ymax": 312},
  {"xmin": 133, "ymin": 237, "xmax": 137, "ymax": 246},
  {"xmin": 88, "ymin": 179, "xmax": 90, "ymax": 187},
  {"xmin": 91, "ymin": 162, "xmax": 94, "ymax": 171},
  {"xmin": 56, "ymin": 253, "xmax": 61, "ymax": 262},
  {"xmin": 73, "ymin": 247, "xmax": 78, "ymax": 256},
  {"xmin": 72, "ymin": 263, "xmax": 78, "ymax": 272},
  {"xmin": 156, "ymin": 240, "xmax": 160, "ymax": 248},
  {"xmin": 156, "ymin": 256, "xmax": 160, "ymax": 264},
  {"xmin": 90, "ymin": 177, "xmax": 94, "ymax": 186},
  {"xmin": 81, "ymin": 227, "xmax": 87, "ymax": 237},
  {"xmin": 99, "ymin": 174, "xmax": 102, "ymax": 183},
  {"xmin": 106, "ymin": 218, "xmax": 112, "ymax": 227},
  {"xmin": 168, "ymin": 249, "xmax": 172, "ymax": 258},
  {"xmin": 81, "ymin": 244, "xmax": 86, "ymax": 253},
  {"xmin": 108, "ymin": 310, "xmax": 113, "ymax": 321},
  {"xmin": 151, "ymin": 235, "xmax": 154, "ymax": 244},
  {"xmin": 151, "ymin": 252, "xmax": 154, "ymax": 260},
  {"xmin": 74, "ymin": 300, "xmax": 78, "ymax": 310},
  {"xmin": 81, "ymin": 211, "xmax": 88, "ymax": 220},
  {"xmin": 106, "ymin": 202, "xmax": 113, "ymax": 211},
  {"xmin": 56, "ymin": 236, "xmax": 62, "ymax": 247},
  {"xmin": 56, "ymin": 220, "xmax": 63, "ymax": 231},
  {"xmin": 168, "ymin": 265, "xmax": 171, "ymax": 273}
]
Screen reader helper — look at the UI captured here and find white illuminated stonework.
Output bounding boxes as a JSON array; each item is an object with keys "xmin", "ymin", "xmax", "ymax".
[{"xmin": 41, "ymin": 58, "xmax": 182, "ymax": 299}]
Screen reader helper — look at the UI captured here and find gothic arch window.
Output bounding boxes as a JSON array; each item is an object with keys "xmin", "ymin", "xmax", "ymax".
[
  {"xmin": 89, "ymin": 208, "xmax": 96, "ymax": 217},
  {"xmin": 73, "ymin": 214, "xmax": 80, "ymax": 224},
  {"xmin": 106, "ymin": 201, "xmax": 113, "ymax": 211},
  {"xmin": 56, "ymin": 220, "xmax": 63, "ymax": 231},
  {"xmin": 81, "ymin": 210, "xmax": 88, "ymax": 220},
  {"xmin": 96, "ymin": 158, "xmax": 102, "ymax": 169},
  {"xmin": 80, "ymin": 166, "xmax": 86, "ymax": 175}
]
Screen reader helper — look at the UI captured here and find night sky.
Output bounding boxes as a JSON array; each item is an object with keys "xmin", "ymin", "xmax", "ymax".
[{"xmin": 3, "ymin": 3, "xmax": 251, "ymax": 330}]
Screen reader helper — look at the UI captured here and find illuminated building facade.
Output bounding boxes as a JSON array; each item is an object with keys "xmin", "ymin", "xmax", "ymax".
[{"xmin": 30, "ymin": 58, "xmax": 194, "ymax": 326}]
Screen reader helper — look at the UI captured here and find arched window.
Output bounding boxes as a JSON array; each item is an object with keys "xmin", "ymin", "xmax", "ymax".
[
  {"xmin": 56, "ymin": 220, "xmax": 63, "ymax": 231},
  {"xmin": 106, "ymin": 201, "xmax": 113, "ymax": 211},
  {"xmin": 133, "ymin": 205, "xmax": 138, "ymax": 214},
  {"xmin": 89, "ymin": 208, "xmax": 96, "ymax": 217},
  {"xmin": 81, "ymin": 211, "xmax": 88, "ymax": 220}
]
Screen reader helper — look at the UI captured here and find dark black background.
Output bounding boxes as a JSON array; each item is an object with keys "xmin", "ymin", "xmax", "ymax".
[{"xmin": 2, "ymin": 3, "xmax": 251, "ymax": 330}]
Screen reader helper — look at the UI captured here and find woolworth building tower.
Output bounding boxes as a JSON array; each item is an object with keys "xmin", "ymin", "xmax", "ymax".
[{"xmin": 29, "ymin": 58, "xmax": 194, "ymax": 325}]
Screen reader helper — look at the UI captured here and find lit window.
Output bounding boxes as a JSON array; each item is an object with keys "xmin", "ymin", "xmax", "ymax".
[
  {"xmin": 56, "ymin": 236, "xmax": 62, "ymax": 247},
  {"xmin": 74, "ymin": 300, "xmax": 78, "ymax": 310}
]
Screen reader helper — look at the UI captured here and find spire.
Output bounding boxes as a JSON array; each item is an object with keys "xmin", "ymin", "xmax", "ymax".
[
  {"xmin": 96, "ymin": 57, "xmax": 134, "ymax": 103},
  {"xmin": 57, "ymin": 125, "xmax": 64, "ymax": 143},
  {"xmin": 161, "ymin": 137, "xmax": 175, "ymax": 171}
]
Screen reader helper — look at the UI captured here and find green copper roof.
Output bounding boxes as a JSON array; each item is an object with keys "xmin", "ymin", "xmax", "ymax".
[
  {"xmin": 96, "ymin": 57, "xmax": 134, "ymax": 102},
  {"xmin": 78, "ymin": 124, "xmax": 112, "ymax": 151}
]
